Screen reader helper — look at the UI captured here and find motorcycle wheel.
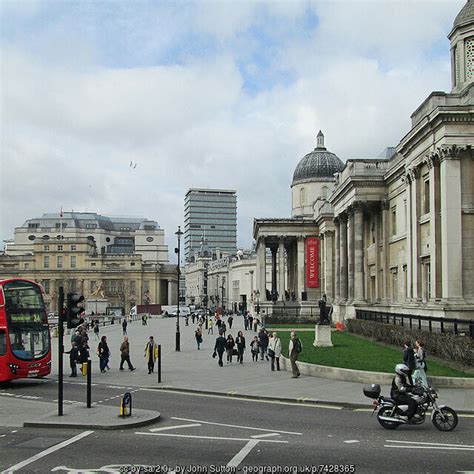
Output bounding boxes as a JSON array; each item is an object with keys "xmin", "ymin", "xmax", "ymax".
[
  {"xmin": 377, "ymin": 406, "xmax": 401, "ymax": 430},
  {"xmin": 432, "ymin": 407, "xmax": 458, "ymax": 432}
]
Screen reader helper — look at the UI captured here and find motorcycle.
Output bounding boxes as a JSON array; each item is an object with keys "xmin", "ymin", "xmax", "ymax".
[{"xmin": 363, "ymin": 383, "xmax": 458, "ymax": 431}]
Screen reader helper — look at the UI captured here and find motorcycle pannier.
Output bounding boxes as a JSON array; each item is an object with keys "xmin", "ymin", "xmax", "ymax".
[{"xmin": 363, "ymin": 384, "xmax": 381, "ymax": 399}]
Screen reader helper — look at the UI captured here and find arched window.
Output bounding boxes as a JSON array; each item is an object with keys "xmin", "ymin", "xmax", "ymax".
[
  {"xmin": 300, "ymin": 187, "xmax": 306, "ymax": 206},
  {"xmin": 322, "ymin": 186, "xmax": 328, "ymax": 200}
]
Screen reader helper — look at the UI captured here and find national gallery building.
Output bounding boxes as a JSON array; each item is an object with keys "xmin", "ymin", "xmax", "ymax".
[{"xmin": 254, "ymin": 1, "xmax": 474, "ymax": 322}]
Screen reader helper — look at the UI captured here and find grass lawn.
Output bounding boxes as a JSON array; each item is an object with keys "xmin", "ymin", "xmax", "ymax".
[{"xmin": 278, "ymin": 330, "xmax": 473, "ymax": 378}]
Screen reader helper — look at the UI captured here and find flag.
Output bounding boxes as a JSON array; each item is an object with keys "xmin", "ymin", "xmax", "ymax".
[{"xmin": 60, "ymin": 206, "xmax": 63, "ymax": 218}]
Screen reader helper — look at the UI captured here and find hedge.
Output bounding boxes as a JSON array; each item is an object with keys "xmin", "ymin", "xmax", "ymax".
[{"xmin": 346, "ymin": 319, "xmax": 474, "ymax": 366}]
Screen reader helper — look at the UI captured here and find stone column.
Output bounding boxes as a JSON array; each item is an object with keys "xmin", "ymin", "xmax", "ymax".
[
  {"xmin": 347, "ymin": 207, "xmax": 355, "ymax": 303},
  {"xmin": 324, "ymin": 231, "xmax": 334, "ymax": 301},
  {"xmin": 255, "ymin": 237, "xmax": 266, "ymax": 296},
  {"xmin": 319, "ymin": 233, "xmax": 325, "ymax": 295},
  {"xmin": 271, "ymin": 247, "xmax": 278, "ymax": 295},
  {"xmin": 339, "ymin": 215, "xmax": 348, "ymax": 302},
  {"xmin": 440, "ymin": 146, "xmax": 463, "ymax": 300},
  {"xmin": 374, "ymin": 206, "xmax": 381, "ymax": 301},
  {"xmin": 278, "ymin": 239, "xmax": 285, "ymax": 301},
  {"xmin": 334, "ymin": 218, "xmax": 340, "ymax": 303},
  {"xmin": 381, "ymin": 199, "xmax": 391, "ymax": 302},
  {"xmin": 354, "ymin": 202, "xmax": 365, "ymax": 302},
  {"xmin": 409, "ymin": 168, "xmax": 420, "ymax": 300},
  {"xmin": 297, "ymin": 236, "xmax": 305, "ymax": 300}
]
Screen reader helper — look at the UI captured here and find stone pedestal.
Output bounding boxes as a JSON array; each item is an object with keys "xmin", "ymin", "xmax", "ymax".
[
  {"xmin": 313, "ymin": 324, "xmax": 333, "ymax": 347},
  {"xmin": 86, "ymin": 298, "xmax": 108, "ymax": 315}
]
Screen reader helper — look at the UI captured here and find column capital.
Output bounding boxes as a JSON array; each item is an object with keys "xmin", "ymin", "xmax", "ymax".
[
  {"xmin": 381, "ymin": 199, "xmax": 390, "ymax": 211},
  {"xmin": 437, "ymin": 144, "xmax": 466, "ymax": 162},
  {"xmin": 405, "ymin": 166, "xmax": 419, "ymax": 183},
  {"xmin": 339, "ymin": 213, "xmax": 348, "ymax": 223},
  {"xmin": 352, "ymin": 201, "xmax": 365, "ymax": 213},
  {"xmin": 424, "ymin": 152, "xmax": 439, "ymax": 170},
  {"xmin": 297, "ymin": 235, "xmax": 306, "ymax": 242},
  {"xmin": 333, "ymin": 216, "xmax": 340, "ymax": 226}
]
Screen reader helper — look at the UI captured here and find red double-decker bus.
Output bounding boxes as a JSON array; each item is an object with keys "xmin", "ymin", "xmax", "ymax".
[{"xmin": 0, "ymin": 278, "xmax": 51, "ymax": 382}]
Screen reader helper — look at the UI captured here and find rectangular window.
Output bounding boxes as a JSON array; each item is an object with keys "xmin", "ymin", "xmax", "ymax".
[
  {"xmin": 90, "ymin": 280, "xmax": 96, "ymax": 293},
  {"xmin": 130, "ymin": 262, "xmax": 135, "ymax": 266},
  {"xmin": 403, "ymin": 200, "xmax": 407, "ymax": 232},
  {"xmin": 424, "ymin": 180, "xmax": 430, "ymax": 214},
  {"xmin": 130, "ymin": 280, "xmax": 136, "ymax": 294},
  {"xmin": 43, "ymin": 280, "xmax": 50, "ymax": 294},
  {"xmin": 391, "ymin": 207, "xmax": 397, "ymax": 236},
  {"xmin": 57, "ymin": 256, "xmax": 63, "ymax": 268},
  {"xmin": 144, "ymin": 281, "xmax": 150, "ymax": 293},
  {"xmin": 91, "ymin": 262, "xmax": 96, "ymax": 267},
  {"xmin": 71, "ymin": 245, "xmax": 77, "ymax": 251},
  {"xmin": 71, "ymin": 256, "xmax": 77, "ymax": 268},
  {"xmin": 69, "ymin": 279, "xmax": 77, "ymax": 292},
  {"xmin": 391, "ymin": 269, "xmax": 398, "ymax": 302},
  {"xmin": 44, "ymin": 245, "xmax": 49, "ymax": 251},
  {"xmin": 24, "ymin": 263, "xmax": 30, "ymax": 270},
  {"xmin": 0, "ymin": 330, "xmax": 6, "ymax": 356},
  {"xmin": 44, "ymin": 256, "xmax": 50, "ymax": 268},
  {"xmin": 58, "ymin": 245, "xmax": 63, "ymax": 251},
  {"xmin": 28, "ymin": 223, "xmax": 39, "ymax": 228}
]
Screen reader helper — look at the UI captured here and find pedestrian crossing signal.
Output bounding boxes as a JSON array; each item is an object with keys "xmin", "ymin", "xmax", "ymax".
[{"xmin": 67, "ymin": 293, "xmax": 85, "ymax": 329}]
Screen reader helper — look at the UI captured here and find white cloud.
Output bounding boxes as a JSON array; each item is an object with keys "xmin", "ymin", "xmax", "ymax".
[{"xmin": 0, "ymin": 0, "xmax": 466, "ymax": 256}]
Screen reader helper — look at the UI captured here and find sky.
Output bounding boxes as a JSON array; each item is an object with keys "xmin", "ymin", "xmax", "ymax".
[{"xmin": 0, "ymin": 0, "xmax": 465, "ymax": 258}]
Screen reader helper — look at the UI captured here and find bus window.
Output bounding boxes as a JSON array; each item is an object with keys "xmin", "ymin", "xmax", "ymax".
[
  {"xmin": 0, "ymin": 330, "xmax": 6, "ymax": 356},
  {"xmin": 3, "ymin": 281, "xmax": 45, "ymax": 310}
]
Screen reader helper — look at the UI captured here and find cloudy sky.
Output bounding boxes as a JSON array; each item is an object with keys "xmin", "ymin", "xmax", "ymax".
[{"xmin": 0, "ymin": 0, "xmax": 464, "ymax": 257}]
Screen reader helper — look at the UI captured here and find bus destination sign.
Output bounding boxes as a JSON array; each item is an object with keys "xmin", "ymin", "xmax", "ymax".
[{"xmin": 9, "ymin": 312, "xmax": 46, "ymax": 324}]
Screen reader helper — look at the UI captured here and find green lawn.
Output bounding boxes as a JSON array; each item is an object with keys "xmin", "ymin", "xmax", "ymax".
[{"xmin": 278, "ymin": 331, "xmax": 473, "ymax": 378}]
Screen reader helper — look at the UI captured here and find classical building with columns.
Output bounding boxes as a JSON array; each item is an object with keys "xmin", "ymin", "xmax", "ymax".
[{"xmin": 254, "ymin": 1, "xmax": 474, "ymax": 322}]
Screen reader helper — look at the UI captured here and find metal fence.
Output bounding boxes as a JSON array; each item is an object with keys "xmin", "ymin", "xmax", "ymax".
[
  {"xmin": 266, "ymin": 305, "xmax": 320, "ymax": 319},
  {"xmin": 355, "ymin": 309, "xmax": 474, "ymax": 339}
]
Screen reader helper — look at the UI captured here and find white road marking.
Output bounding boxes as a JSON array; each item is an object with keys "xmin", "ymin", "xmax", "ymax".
[
  {"xmin": 135, "ymin": 432, "xmax": 288, "ymax": 443},
  {"xmin": 171, "ymin": 416, "xmax": 302, "ymax": 435},
  {"xmin": 11, "ymin": 431, "xmax": 17, "ymax": 433},
  {"xmin": 386, "ymin": 440, "xmax": 474, "ymax": 448},
  {"xmin": 149, "ymin": 423, "xmax": 201, "ymax": 432},
  {"xmin": 250, "ymin": 433, "xmax": 280, "ymax": 439},
  {"xmin": 227, "ymin": 439, "xmax": 259, "ymax": 468},
  {"xmin": 1, "ymin": 430, "xmax": 94, "ymax": 473},
  {"xmin": 344, "ymin": 440, "xmax": 360, "ymax": 444},
  {"xmin": 0, "ymin": 435, "xmax": 6, "ymax": 438},
  {"xmin": 385, "ymin": 445, "xmax": 474, "ymax": 451}
]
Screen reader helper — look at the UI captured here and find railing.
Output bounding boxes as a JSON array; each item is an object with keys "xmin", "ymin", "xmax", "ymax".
[
  {"xmin": 266, "ymin": 305, "xmax": 320, "ymax": 319},
  {"xmin": 356, "ymin": 309, "xmax": 474, "ymax": 339}
]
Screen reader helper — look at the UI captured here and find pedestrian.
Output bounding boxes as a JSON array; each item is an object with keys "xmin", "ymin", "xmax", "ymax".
[
  {"xmin": 248, "ymin": 314, "xmax": 253, "ymax": 331},
  {"xmin": 403, "ymin": 341, "xmax": 416, "ymax": 385},
  {"xmin": 413, "ymin": 339, "xmax": 429, "ymax": 387},
  {"xmin": 119, "ymin": 336, "xmax": 136, "ymax": 371},
  {"xmin": 258, "ymin": 328, "xmax": 269, "ymax": 361},
  {"xmin": 65, "ymin": 341, "xmax": 79, "ymax": 377},
  {"xmin": 226, "ymin": 334, "xmax": 235, "ymax": 364},
  {"xmin": 97, "ymin": 335, "xmax": 110, "ymax": 373},
  {"xmin": 244, "ymin": 313, "xmax": 249, "ymax": 331},
  {"xmin": 93, "ymin": 322, "xmax": 100, "ymax": 341},
  {"xmin": 220, "ymin": 321, "xmax": 227, "ymax": 337},
  {"xmin": 122, "ymin": 318, "xmax": 128, "ymax": 336},
  {"xmin": 235, "ymin": 330, "xmax": 246, "ymax": 364},
  {"xmin": 288, "ymin": 331, "xmax": 302, "ymax": 378},
  {"xmin": 78, "ymin": 339, "xmax": 90, "ymax": 375},
  {"xmin": 228, "ymin": 315, "xmax": 234, "ymax": 329},
  {"xmin": 213, "ymin": 333, "xmax": 226, "ymax": 367},
  {"xmin": 208, "ymin": 316, "xmax": 214, "ymax": 335},
  {"xmin": 268, "ymin": 332, "xmax": 282, "ymax": 371},
  {"xmin": 195, "ymin": 326, "xmax": 203, "ymax": 350},
  {"xmin": 144, "ymin": 336, "xmax": 159, "ymax": 374},
  {"xmin": 253, "ymin": 317, "xmax": 259, "ymax": 332},
  {"xmin": 250, "ymin": 336, "xmax": 260, "ymax": 362}
]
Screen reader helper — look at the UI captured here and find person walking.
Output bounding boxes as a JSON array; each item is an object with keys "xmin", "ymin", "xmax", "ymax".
[
  {"xmin": 258, "ymin": 328, "xmax": 269, "ymax": 361},
  {"xmin": 235, "ymin": 331, "xmax": 246, "ymax": 364},
  {"xmin": 403, "ymin": 341, "xmax": 416, "ymax": 385},
  {"xmin": 65, "ymin": 341, "xmax": 79, "ymax": 377},
  {"xmin": 250, "ymin": 336, "xmax": 260, "ymax": 362},
  {"xmin": 268, "ymin": 332, "xmax": 282, "ymax": 371},
  {"xmin": 119, "ymin": 336, "xmax": 136, "ymax": 371},
  {"xmin": 220, "ymin": 321, "xmax": 227, "ymax": 337},
  {"xmin": 208, "ymin": 316, "xmax": 214, "ymax": 335},
  {"xmin": 248, "ymin": 314, "xmax": 253, "ymax": 331},
  {"xmin": 93, "ymin": 322, "xmax": 100, "ymax": 341},
  {"xmin": 122, "ymin": 318, "xmax": 128, "ymax": 336},
  {"xmin": 97, "ymin": 335, "xmax": 110, "ymax": 373},
  {"xmin": 288, "ymin": 331, "xmax": 302, "ymax": 378},
  {"xmin": 413, "ymin": 339, "xmax": 429, "ymax": 387},
  {"xmin": 195, "ymin": 326, "xmax": 203, "ymax": 350},
  {"xmin": 213, "ymin": 333, "xmax": 226, "ymax": 367},
  {"xmin": 144, "ymin": 336, "xmax": 159, "ymax": 374},
  {"xmin": 228, "ymin": 315, "xmax": 234, "ymax": 329},
  {"xmin": 244, "ymin": 313, "xmax": 249, "ymax": 331},
  {"xmin": 226, "ymin": 334, "xmax": 235, "ymax": 364},
  {"xmin": 253, "ymin": 317, "xmax": 259, "ymax": 332}
]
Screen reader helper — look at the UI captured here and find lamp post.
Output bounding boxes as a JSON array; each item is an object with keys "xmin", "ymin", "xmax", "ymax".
[
  {"xmin": 221, "ymin": 277, "xmax": 225, "ymax": 310},
  {"xmin": 175, "ymin": 226, "xmax": 183, "ymax": 351}
]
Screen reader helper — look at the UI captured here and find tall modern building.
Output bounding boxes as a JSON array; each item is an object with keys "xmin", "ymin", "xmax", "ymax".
[{"xmin": 184, "ymin": 189, "xmax": 237, "ymax": 262}]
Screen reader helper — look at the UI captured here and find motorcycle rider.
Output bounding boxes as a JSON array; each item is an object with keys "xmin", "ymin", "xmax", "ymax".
[{"xmin": 391, "ymin": 363, "xmax": 417, "ymax": 420}]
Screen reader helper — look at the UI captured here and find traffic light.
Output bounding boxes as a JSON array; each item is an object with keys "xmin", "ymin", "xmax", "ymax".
[{"xmin": 66, "ymin": 293, "xmax": 85, "ymax": 329}]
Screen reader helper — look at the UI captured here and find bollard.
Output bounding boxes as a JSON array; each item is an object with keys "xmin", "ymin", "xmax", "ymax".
[
  {"xmin": 120, "ymin": 392, "xmax": 132, "ymax": 417},
  {"xmin": 158, "ymin": 344, "xmax": 162, "ymax": 383}
]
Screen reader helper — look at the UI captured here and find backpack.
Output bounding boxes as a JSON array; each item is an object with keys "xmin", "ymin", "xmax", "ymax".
[{"xmin": 295, "ymin": 339, "xmax": 302, "ymax": 354}]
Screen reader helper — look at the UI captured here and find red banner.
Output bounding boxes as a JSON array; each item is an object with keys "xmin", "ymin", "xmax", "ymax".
[{"xmin": 306, "ymin": 237, "xmax": 319, "ymax": 288}]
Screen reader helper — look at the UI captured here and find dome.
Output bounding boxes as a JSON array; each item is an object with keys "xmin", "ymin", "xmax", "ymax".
[
  {"xmin": 292, "ymin": 131, "xmax": 344, "ymax": 185},
  {"xmin": 453, "ymin": 0, "xmax": 474, "ymax": 30}
]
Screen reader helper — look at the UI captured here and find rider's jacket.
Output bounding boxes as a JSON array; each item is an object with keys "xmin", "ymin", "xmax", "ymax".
[{"xmin": 391, "ymin": 373, "xmax": 411, "ymax": 398}]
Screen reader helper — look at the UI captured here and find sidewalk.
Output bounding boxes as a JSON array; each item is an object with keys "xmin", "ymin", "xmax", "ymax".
[{"xmin": 50, "ymin": 315, "xmax": 474, "ymax": 413}]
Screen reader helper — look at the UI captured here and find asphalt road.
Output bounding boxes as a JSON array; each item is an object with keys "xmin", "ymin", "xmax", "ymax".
[{"xmin": 1, "ymin": 379, "xmax": 474, "ymax": 473}]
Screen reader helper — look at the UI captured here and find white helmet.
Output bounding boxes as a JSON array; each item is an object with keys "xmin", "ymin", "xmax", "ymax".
[{"xmin": 395, "ymin": 363, "xmax": 410, "ymax": 376}]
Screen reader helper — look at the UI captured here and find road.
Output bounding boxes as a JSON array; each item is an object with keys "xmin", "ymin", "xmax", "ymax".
[{"xmin": 1, "ymin": 379, "xmax": 474, "ymax": 473}]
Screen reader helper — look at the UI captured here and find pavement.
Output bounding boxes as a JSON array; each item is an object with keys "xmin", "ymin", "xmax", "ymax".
[{"xmin": 2, "ymin": 314, "xmax": 473, "ymax": 430}]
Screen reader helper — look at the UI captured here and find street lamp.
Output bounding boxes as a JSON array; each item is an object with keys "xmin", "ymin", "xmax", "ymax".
[
  {"xmin": 175, "ymin": 226, "xmax": 183, "ymax": 351},
  {"xmin": 221, "ymin": 277, "xmax": 225, "ymax": 310}
]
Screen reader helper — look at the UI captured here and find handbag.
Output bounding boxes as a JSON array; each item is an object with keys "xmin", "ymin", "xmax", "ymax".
[
  {"xmin": 212, "ymin": 350, "xmax": 217, "ymax": 358},
  {"xmin": 267, "ymin": 348, "xmax": 275, "ymax": 358}
]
